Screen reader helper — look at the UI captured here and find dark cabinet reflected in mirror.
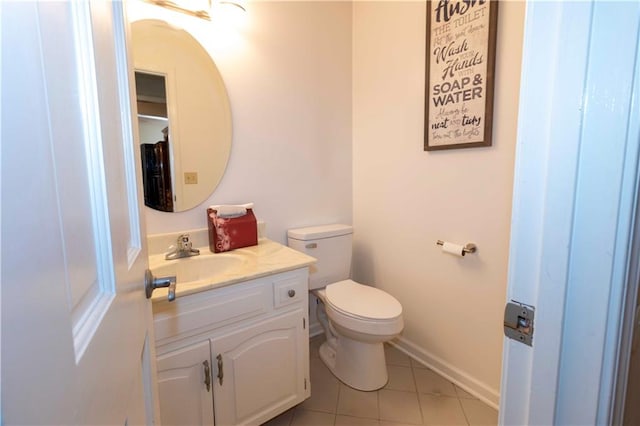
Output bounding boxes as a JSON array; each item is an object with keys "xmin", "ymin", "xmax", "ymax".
[
  {"xmin": 136, "ymin": 71, "xmax": 174, "ymax": 212},
  {"xmin": 131, "ymin": 19, "xmax": 233, "ymax": 213}
]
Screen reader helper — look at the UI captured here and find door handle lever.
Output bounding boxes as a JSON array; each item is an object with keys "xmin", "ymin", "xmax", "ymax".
[{"xmin": 144, "ymin": 269, "xmax": 177, "ymax": 302}]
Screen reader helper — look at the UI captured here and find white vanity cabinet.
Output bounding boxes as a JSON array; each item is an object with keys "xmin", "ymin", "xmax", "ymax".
[{"xmin": 152, "ymin": 268, "xmax": 310, "ymax": 426}]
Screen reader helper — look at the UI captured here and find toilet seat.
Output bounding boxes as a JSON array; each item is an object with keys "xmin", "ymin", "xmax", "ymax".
[{"xmin": 325, "ymin": 280, "xmax": 402, "ymax": 320}]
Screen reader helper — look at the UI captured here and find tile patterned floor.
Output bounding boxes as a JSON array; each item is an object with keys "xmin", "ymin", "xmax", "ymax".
[{"xmin": 263, "ymin": 335, "xmax": 498, "ymax": 426}]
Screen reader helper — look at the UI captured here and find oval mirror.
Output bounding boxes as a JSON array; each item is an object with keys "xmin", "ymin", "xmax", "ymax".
[{"xmin": 131, "ymin": 19, "xmax": 232, "ymax": 212}]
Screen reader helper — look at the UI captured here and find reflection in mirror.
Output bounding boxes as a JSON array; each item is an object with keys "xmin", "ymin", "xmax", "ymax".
[
  {"xmin": 136, "ymin": 72, "xmax": 174, "ymax": 212},
  {"xmin": 131, "ymin": 19, "xmax": 232, "ymax": 212}
]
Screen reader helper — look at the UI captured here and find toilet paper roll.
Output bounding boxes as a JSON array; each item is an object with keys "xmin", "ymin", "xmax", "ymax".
[{"xmin": 442, "ymin": 242, "xmax": 466, "ymax": 257}]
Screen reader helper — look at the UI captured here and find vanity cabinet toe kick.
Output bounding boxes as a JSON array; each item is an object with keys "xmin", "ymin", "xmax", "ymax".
[{"xmin": 152, "ymin": 267, "xmax": 310, "ymax": 426}]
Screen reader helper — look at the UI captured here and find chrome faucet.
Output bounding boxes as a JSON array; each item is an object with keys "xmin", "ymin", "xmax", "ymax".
[{"xmin": 165, "ymin": 233, "xmax": 200, "ymax": 260}]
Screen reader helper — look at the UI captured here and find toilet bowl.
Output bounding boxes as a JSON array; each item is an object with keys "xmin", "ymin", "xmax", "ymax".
[
  {"xmin": 287, "ymin": 224, "xmax": 404, "ymax": 391},
  {"xmin": 314, "ymin": 280, "xmax": 403, "ymax": 391},
  {"xmin": 321, "ymin": 280, "xmax": 403, "ymax": 340}
]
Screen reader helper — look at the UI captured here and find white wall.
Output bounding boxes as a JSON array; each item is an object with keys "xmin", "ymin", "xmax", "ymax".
[
  {"xmin": 352, "ymin": 1, "xmax": 524, "ymax": 406},
  {"xmin": 134, "ymin": 1, "xmax": 353, "ymax": 243},
  {"xmin": 135, "ymin": 0, "xmax": 524, "ymax": 405}
]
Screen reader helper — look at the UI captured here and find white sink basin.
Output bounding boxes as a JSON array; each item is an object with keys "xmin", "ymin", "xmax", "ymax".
[
  {"xmin": 152, "ymin": 253, "xmax": 246, "ymax": 284},
  {"xmin": 147, "ymin": 239, "xmax": 316, "ymax": 301}
]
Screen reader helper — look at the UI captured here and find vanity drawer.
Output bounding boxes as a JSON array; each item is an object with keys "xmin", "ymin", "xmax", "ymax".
[
  {"xmin": 273, "ymin": 274, "xmax": 307, "ymax": 309},
  {"xmin": 154, "ymin": 280, "xmax": 271, "ymax": 342}
]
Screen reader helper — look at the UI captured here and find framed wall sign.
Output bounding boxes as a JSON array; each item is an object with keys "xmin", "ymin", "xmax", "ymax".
[{"xmin": 424, "ymin": 0, "xmax": 499, "ymax": 151}]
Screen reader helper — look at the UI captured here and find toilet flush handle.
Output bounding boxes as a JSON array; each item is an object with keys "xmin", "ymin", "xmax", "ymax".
[{"xmin": 305, "ymin": 243, "xmax": 317, "ymax": 249}]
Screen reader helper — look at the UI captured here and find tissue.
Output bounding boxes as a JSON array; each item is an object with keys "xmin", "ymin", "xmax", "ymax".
[{"xmin": 442, "ymin": 242, "xmax": 466, "ymax": 257}]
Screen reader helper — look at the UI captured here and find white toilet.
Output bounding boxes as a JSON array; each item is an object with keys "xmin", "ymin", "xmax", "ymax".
[{"xmin": 287, "ymin": 224, "xmax": 404, "ymax": 391}]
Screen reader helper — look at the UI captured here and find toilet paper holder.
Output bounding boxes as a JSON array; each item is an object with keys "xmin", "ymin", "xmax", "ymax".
[{"xmin": 436, "ymin": 240, "xmax": 477, "ymax": 255}]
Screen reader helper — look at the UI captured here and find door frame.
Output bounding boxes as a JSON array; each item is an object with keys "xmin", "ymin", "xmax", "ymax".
[
  {"xmin": 612, "ymin": 181, "xmax": 640, "ymax": 424},
  {"xmin": 499, "ymin": 1, "xmax": 640, "ymax": 425}
]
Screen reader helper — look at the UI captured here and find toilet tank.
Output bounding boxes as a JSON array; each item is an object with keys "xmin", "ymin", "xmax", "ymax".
[{"xmin": 287, "ymin": 224, "xmax": 353, "ymax": 290}]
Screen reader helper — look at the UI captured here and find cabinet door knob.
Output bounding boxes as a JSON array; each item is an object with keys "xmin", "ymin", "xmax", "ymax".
[
  {"xmin": 216, "ymin": 354, "xmax": 224, "ymax": 385},
  {"xmin": 203, "ymin": 360, "xmax": 211, "ymax": 392},
  {"xmin": 288, "ymin": 289, "xmax": 296, "ymax": 298}
]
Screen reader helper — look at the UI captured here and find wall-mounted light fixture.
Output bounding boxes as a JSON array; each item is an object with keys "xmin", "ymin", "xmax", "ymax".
[
  {"xmin": 144, "ymin": 0, "xmax": 246, "ymax": 21},
  {"xmin": 219, "ymin": 1, "xmax": 246, "ymax": 13}
]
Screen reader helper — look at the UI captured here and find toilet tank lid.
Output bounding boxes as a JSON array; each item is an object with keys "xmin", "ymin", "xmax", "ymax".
[{"xmin": 287, "ymin": 224, "xmax": 353, "ymax": 241}]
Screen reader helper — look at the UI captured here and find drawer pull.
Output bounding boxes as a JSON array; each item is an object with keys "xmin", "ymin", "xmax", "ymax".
[
  {"xmin": 203, "ymin": 360, "xmax": 211, "ymax": 392},
  {"xmin": 216, "ymin": 354, "xmax": 224, "ymax": 385},
  {"xmin": 288, "ymin": 289, "xmax": 296, "ymax": 298}
]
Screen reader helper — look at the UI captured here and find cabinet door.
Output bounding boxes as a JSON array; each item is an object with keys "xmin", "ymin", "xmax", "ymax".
[
  {"xmin": 212, "ymin": 310, "xmax": 309, "ymax": 426},
  {"xmin": 157, "ymin": 340, "xmax": 215, "ymax": 426}
]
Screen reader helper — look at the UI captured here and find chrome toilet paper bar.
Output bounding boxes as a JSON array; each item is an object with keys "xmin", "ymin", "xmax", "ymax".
[{"xmin": 436, "ymin": 240, "xmax": 477, "ymax": 255}]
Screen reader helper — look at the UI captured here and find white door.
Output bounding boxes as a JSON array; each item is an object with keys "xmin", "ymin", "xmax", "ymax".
[
  {"xmin": 500, "ymin": 1, "xmax": 640, "ymax": 425},
  {"xmin": 2, "ymin": 1, "xmax": 158, "ymax": 424}
]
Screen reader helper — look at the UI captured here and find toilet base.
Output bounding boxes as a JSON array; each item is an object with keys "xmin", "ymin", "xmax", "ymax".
[{"xmin": 318, "ymin": 337, "xmax": 388, "ymax": 391}]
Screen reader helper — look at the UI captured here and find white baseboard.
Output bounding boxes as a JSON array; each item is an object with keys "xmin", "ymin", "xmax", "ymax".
[
  {"xmin": 307, "ymin": 320, "xmax": 499, "ymax": 409},
  {"xmin": 390, "ymin": 336, "xmax": 500, "ymax": 410}
]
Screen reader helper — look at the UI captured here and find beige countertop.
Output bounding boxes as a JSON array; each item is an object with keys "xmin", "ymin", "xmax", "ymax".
[{"xmin": 149, "ymin": 238, "xmax": 316, "ymax": 302}]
